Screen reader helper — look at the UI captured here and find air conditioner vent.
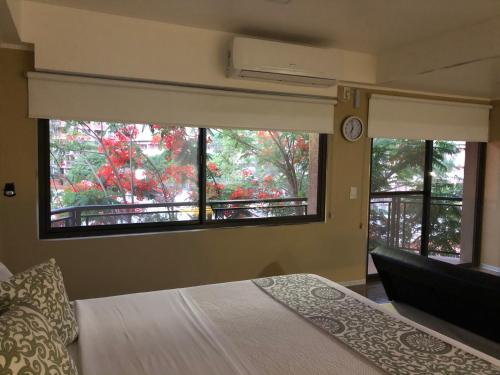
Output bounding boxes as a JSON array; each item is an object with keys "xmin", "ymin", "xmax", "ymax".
[{"xmin": 227, "ymin": 37, "xmax": 340, "ymax": 88}]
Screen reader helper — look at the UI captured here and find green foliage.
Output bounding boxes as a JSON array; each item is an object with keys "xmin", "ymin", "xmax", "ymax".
[
  {"xmin": 206, "ymin": 129, "xmax": 311, "ymax": 200},
  {"xmin": 429, "ymin": 202, "xmax": 462, "ymax": 254},
  {"xmin": 61, "ymin": 189, "xmax": 113, "ymax": 207},
  {"xmin": 204, "ymin": 129, "xmax": 313, "ymax": 219},
  {"xmin": 371, "ymin": 139, "xmax": 425, "ymax": 192},
  {"xmin": 49, "ymin": 121, "xmax": 314, "ymax": 224},
  {"xmin": 369, "ymin": 139, "xmax": 465, "ymax": 256}
]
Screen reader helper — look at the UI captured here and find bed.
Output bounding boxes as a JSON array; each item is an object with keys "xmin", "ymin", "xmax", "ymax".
[{"xmin": 70, "ymin": 274, "xmax": 500, "ymax": 375}]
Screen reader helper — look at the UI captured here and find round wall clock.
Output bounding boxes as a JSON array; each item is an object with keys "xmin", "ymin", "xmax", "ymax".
[{"xmin": 341, "ymin": 116, "xmax": 364, "ymax": 142}]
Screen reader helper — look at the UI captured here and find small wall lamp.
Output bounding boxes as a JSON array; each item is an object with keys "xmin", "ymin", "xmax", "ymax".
[{"xmin": 3, "ymin": 183, "xmax": 16, "ymax": 197}]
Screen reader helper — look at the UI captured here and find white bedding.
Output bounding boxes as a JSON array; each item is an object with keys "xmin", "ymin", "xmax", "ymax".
[{"xmin": 74, "ymin": 275, "xmax": 500, "ymax": 375}]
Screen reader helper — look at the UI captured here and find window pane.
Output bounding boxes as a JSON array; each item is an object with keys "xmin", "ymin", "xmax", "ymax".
[
  {"xmin": 371, "ymin": 138, "xmax": 425, "ymax": 192},
  {"xmin": 49, "ymin": 120, "xmax": 199, "ymax": 227},
  {"xmin": 431, "ymin": 141, "xmax": 465, "ymax": 198},
  {"xmin": 429, "ymin": 199, "xmax": 462, "ymax": 259},
  {"xmin": 368, "ymin": 195, "xmax": 422, "ymax": 254},
  {"xmin": 205, "ymin": 129, "xmax": 319, "ymax": 220}
]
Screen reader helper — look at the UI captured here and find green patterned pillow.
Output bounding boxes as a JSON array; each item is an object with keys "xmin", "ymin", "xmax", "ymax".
[
  {"xmin": 0, "ymin": 304, "xmax": 79, "ymax": 374},
  {"xmin": 0, "ymin": 259, "xmax": 78, "ymax": 346}
]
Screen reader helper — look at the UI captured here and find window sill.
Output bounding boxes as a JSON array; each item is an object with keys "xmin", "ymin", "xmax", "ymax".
[{"xmin": 39, "ymin": 215, "xmax": 326, "ymax": 240}]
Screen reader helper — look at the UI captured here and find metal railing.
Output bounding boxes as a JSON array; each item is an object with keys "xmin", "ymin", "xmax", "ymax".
[
  {"xmin": 50, "ymin": 197, "xmax": 308, "ymax": 227},
  {"xmin": 369, "ymin": 194, "xmax": 462, "ymax": 256}
]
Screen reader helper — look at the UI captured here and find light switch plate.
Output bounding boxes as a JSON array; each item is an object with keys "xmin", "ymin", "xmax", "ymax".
[{"xmin": 350, "ymin": 186, "xmax": 358, "ymax": 200}]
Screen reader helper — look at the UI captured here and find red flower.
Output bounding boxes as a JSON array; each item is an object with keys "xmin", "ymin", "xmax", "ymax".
[
  {"xmin": 241, "ymin": 169, "xmax": 252, "ymax": 177},
  {"xmin": 207, "ymin": 162, "xmax": 218, "ymax": 173},
  {"xmin": 163, "ymin": 134, "xmax": 174, "ymax": 150},
  {"xmin": 257, "ymin": 191, "xmax": 271, "ymax": 199},
  {"xmin": 70, "ymin": 180, "xmax": 95, "ymax": 192},
  {"xmin": 229, "ymin": 186, "xmax": 254, "ymax": 200},
  {"xmin": 256, "ymin": 130, "xmax": 271, "ymax": 139},
  {"xmin": 295, "ymin": 136, "xmax": 308, "ymax": 152},
  {"xmin": 151, "ymin": 134, "xmax": 161, "ymax": 145}
]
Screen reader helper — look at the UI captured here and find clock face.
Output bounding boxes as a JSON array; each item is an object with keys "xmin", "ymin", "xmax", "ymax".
[{"xmin": 342, "ymin": 116, "xmax": 364, "ymax": 142}]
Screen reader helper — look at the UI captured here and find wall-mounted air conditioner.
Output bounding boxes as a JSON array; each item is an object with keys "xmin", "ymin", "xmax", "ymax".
[{"xmin": 227, "ymin": 37, "xmax": 339, "ymax": 88}]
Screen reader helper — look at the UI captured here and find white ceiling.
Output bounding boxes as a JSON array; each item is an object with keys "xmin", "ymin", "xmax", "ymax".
[
  {"xmin": 6, "ymin": 0, "xmax": 500, "ymax": 53},
  {"xmin": 384, "ymin": 57, "xmax": 500, "ymax": 98}
]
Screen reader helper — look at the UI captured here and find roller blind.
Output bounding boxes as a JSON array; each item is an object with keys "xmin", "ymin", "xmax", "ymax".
[
  {"xmin": 28, "ymin": 72, "xmax": 335, "ymax": 134},
  {"xmin": 368, "ymin": 94, "xmax": 491, "ymax": 142}
]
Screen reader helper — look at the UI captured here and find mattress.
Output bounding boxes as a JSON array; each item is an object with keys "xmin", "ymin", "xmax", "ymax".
[{"xmin": 74, "ymin": 274, "xmax": 500, "ymax": 375}]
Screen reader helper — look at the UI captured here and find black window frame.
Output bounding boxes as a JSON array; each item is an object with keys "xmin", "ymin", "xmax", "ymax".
[
  {"xmin": 38, "ymin": 119, "xmax": 328, "ymax": 239},
  {"xmin": 367, "ymin": 138, "xmax": 486, "ymax": 265}
]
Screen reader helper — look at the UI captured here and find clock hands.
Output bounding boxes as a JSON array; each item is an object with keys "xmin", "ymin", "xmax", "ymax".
[{"xmin": 342, "ymin": 116, "xmax": 364, "ymax": 141}]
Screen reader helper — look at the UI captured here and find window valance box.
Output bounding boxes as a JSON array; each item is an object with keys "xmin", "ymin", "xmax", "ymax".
[
  {"xmin": 27, "ymin": 72, "xmax": 336, "ymax": 134},
  {"xmin": 368, "ymin": 94, "xmax": 491, "ymax": 142}
]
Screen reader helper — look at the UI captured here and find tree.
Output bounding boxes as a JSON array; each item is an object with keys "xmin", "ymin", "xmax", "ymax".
[
  {"xmin": 205, "ymin": 129, "xmax": 314, "ymax": 218},
  {"xmin": 50, "ymin": 121, "xmax": 198, "ymax": 224},
  {"xmin": 49, "ymin": 122, "xmax": 316, "ymax": 224},
  {"xmin": 428, "ymin": 140, "xmax": 464, "ymax": 255},
  {"xmin": 371, "ymin": 139, "xmax": 426, "ymax": 192},
  {"xmin": 369, "ymin": 138, "xmax": 464, "ymax": 256}
]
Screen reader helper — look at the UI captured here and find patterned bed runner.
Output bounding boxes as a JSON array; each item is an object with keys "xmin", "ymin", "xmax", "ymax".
[{"xmin": 253, "ymin": 274, "xmax": 500, "ymax": 375}]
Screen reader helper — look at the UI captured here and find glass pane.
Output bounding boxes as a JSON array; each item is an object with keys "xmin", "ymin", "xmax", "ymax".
[
  {"xmin": 431, "ymin": 141, "xmax": 465, "ymax": 198},
  {"xmin": 205, "ymin": 129, "xmax": 319, "ymax": 220},
  {"xmin": 368, "ymin": 195, "xmax": 422, "ymax": 254},
  {"xmin": 429, "ymin": 199, "xmax": 462, "ymax": 260},
  {"xmin": 371, "ymin": 138, "xmax": 425, "ymax": 192},
  {"xmin": 49, "ymin": 120, "xmax": 199, "ymax": 227}
]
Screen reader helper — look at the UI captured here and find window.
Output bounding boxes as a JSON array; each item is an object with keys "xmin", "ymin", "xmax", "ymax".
[
  {"xmin": 39, "ymin": 119, "xmax": 327, "ymax": 238},
  {"xmin": 205, "ymin": 129, "xmax": 320, "ymax": 220},
  {"xmin": 368, "ymin": 138, "xmax": 485, "ymax": 271}
]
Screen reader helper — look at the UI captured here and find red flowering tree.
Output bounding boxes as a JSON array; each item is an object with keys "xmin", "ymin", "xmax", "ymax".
[
  {"xmin": 50, "ymin": 121, "xmax": 316, "ymax": 223},
  {"xmin": 50, "ymin": 121, "xmax": 198, "ymax": 223}
]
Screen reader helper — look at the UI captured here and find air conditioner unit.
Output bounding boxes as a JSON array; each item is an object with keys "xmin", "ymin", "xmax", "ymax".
[{"xmin": 227, "ymin": 37, "xmax": 339, "ymax": 88}]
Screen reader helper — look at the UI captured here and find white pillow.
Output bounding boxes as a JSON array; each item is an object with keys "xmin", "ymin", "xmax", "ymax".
[{"xmin": 0, "ymin": 262, "xmax": 13, "ymax": 281}]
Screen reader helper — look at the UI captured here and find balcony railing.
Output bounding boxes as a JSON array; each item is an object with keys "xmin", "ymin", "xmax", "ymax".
[
  {"xmin": 50, "ymin": 197, "xmax": 308, "ymax": 227},
  {"xmin": 369, "ymin": 194, "xmax": 462, "ymax": 257}
]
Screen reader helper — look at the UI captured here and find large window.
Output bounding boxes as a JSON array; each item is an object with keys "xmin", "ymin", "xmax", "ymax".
[
  {"xmin": 39, "ymin": 120, "xmax": 326, "ymax": 238},
  {"xmin": 368, "ymin": 138, "xmax": 484, "ymax": 271}
]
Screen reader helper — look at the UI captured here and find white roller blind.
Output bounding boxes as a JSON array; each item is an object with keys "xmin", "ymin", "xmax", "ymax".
[
  {"xmin": 368, "ymin": 94, "xmax": 491, "ymax": 142},
  {"xmin": 28, "ymin": 72, "xmax": 335, "ymax": 133}
]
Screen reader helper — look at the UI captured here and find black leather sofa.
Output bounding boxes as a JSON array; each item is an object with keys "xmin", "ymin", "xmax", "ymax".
[{"xmin": 371, "ymin": 246, "xmax": 500, "ymax": 344}]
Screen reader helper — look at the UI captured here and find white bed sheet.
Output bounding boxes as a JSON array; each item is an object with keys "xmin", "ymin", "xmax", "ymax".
[{"xmin": 74, "ymin": 275, "xmax": 500, "ymax": 375}]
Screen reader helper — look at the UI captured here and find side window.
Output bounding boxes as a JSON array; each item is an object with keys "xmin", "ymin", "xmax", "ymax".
[{"xmin": 369, "ymin": 138, "xmax": 483, "ymax": 270}]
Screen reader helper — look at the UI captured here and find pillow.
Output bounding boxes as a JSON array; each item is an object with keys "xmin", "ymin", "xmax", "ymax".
[
  {"xmin": 0, "ymin": 261, "xmax": 13, "ymax": 281},
  {"xmin": 0, "ymin": 259, "xmax": 78, "ymax": 346},
  {"xmin": 0, "ymin": 304, "xmax": 79, "ymax": 374}
]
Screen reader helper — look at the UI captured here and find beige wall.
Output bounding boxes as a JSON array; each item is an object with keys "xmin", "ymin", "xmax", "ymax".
[
  {"xmin": 13, "ymin": 1, "xmax": 376, "ymax": 97},
  {"xmin": 481, "ymin": 100, "xmax": 500, "ymax": 268},
  {"xmin": 0, "ymin": 48, "xmax": 372, "ymax": 300},
  {"xmin": 2, "ymin": 46, "xmax": 497, "ymax": 300},
  {"xmin": 0, "ymin": 221, "xmax": 3, "ymax": 261}
]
